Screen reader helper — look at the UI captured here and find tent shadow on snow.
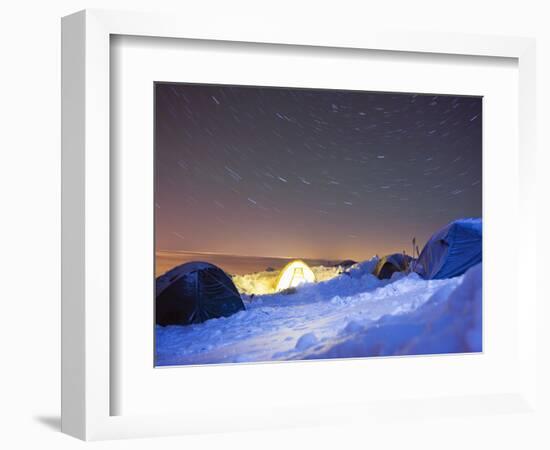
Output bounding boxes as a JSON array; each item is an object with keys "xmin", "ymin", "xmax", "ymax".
[{"xmin": 156, "ymin": 262, "xmax": 245, "ymax": 326}]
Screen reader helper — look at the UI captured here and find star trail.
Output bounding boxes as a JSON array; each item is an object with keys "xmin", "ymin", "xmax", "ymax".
[{"xmin": 155, "ymin": 83, "xmax": 482, "ymax": 261}]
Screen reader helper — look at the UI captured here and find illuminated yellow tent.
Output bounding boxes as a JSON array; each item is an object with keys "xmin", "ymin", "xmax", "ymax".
[{"xmin": 275, "ymin": 260, "xmax": 316, "ymax": 292}]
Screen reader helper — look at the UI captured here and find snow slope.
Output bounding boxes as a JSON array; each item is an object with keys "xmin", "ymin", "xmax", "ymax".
[
  {"xmin": 155, "ymin": 259, "xmax": 481, "ymax": 366},
  {"xmin": 301, "ymin": 262, "xmax": 482, "ymax": 359}
]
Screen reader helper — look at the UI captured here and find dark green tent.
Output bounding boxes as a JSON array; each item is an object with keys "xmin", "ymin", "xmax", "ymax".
[
  {"xmin": 156, "ymin": 261, "xmax": 245, "ymax": 326},
  {"xmin": 373, "ymin": 253, "xmax": 412, "ymax": 279}
]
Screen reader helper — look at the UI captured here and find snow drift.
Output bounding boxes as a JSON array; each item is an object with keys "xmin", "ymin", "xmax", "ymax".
[
  {"xmin": 156, "ymin": 257, "xmax": 481, "ymax": 366},
  {"xmin": 302, "ymin": 262, "xmax": 482, "ymax": 359},
  {"xmin": 232, "ymin": 263, "xmax": 345, "ymax": 295}
]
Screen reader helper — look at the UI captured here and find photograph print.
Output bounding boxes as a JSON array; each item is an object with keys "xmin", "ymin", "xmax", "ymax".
[{"xmin": 154, "ymin": 83, "xmax": 482, "ymax": 367}]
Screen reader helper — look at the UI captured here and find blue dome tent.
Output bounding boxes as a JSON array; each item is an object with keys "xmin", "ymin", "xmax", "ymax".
[
  {"xmin": 156, "ymin": 261, "xmax": 245, "ymax": 326},
  {"xmin": 414, "ymin": 218, "xmax": 482, "ymax": 280}
]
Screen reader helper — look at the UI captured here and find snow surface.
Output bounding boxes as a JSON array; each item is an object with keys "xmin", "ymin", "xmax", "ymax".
[
  {"xmin": 156, "ymin": 260, "xmax": 481, "ymax": 366},
  {"xmin": 232, "ymin": 263, "xmax": 347, "ymax": 296}
]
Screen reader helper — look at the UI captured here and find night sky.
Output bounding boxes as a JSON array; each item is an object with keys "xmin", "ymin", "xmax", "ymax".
[{"xmin": 155, "ymin": 83, "xmax": 482, "ymax": 261}]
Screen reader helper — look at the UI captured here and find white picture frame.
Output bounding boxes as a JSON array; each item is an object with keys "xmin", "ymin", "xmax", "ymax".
[{"xmin": 61, "ymin": 9, "xmax": 539, "ymax": 441}]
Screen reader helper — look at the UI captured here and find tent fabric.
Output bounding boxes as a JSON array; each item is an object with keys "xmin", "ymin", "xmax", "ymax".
[
  {"xmin": 373, "ymin": 253, "xmax": 412, "ymax": 279},
  {"xmin": 275, "ymin": 260, "xmax": 316, "ymax": 291},
  {"xmin": 156, "ymin": 261, "xmax": 245, "ymax": 326},
  {"xmin": 414, "ymin": 218, "xmax": 482, "ymax": 280}
]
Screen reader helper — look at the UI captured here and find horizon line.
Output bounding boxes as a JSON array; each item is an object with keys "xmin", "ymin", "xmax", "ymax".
[{"xmin": 155, "ymin": 249, "xmax": 376, "ymax": 262}]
